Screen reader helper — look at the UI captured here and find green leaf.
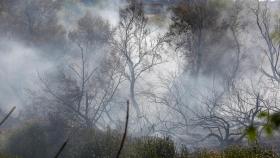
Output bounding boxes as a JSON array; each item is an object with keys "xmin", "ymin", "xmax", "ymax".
[
  {"xmin": 270, "ymin": 112, "xmax": 280, "ymax": 128},
  {"xmin": 271, "ymin": 31, "xmax": 280, "ymax": 44},
  {"xmin": 263, "ymin": 124, "xmax": 273, "ymax": 136},
  {"xmin": 257, "ymin": 111, "xmax": 269, "ymax": 119},
  {"xmin": 246, "ymin": 126, "xmax": 257, "ymax": 142}
]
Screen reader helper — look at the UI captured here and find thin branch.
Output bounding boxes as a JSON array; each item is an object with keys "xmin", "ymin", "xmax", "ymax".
[
  {"xmin": 0, "ymin": 106, "xmax": 16, "ymax": 127},
  {"xmin": 116, "ymin": 100, "xmax": 130, "ymax": 158},
  {"xmin": 54, "ymin": 137, "xmax": 69, "ymax": 158}
]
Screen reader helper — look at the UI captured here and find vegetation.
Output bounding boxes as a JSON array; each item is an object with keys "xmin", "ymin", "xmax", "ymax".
[
  {"xmin": 189, "ymin": 146, "xmax": 278, "ymax": 158},
  {"xmin": 246, "ymin": 111, "xmax": 280, "ymax": 142},
  {"xmin": 0, "ymin": 121, "xmax": 279, "ymax": 158},
  {"xmin": 2, "ymin": 0, "xmax": 280, "ymax": 157}
]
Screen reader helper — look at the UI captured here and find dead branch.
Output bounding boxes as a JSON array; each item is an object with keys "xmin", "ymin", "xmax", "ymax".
[
  {"xmin": 0, "ymin": 106, "xmax": 16, "ymax": 127},
  {"xmin": 54, "ymin": 137, "xmax": 69, "ymax": 158},
  {"xmin": 116, "ymin": 100, "xmax": 130, "ymax": 158}
]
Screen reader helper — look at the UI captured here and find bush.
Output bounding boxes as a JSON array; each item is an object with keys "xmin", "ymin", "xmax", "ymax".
[
  {"xmin": 61, "ymin": 128, "xmax": 121, "ymax": 158},
  {"xmin": 4, "ymin": 122, "xmax": 49, "ymax": 158},
  {"xmin": 177, "ymin": 145, "xmax": 190, "ymax": 158},
  {"xmin": 0, "ymin": 153, "xmax": 19, "ymax": 158},
  {"xmin": 222, "ymin": 145, "xmax": 278, "ymax": 158},
  {"xmin": 1, "ymin": 120, "xmax": 279, "ymax": 158},
  {"xmin": 189, "ymin": 146, "xmax": 279, "ymax": 158},
  {"xmin": 129, "ymin": 136, "xmax": 176, "ymax": 158}
]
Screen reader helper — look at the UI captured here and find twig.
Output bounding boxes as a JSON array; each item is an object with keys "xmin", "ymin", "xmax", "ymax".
[
  {"xmin": 54, "ymin": 137, "xmax": 69, "ymax": 158},
  {"xmin": 0, "ymin": 106, "xmax": 16, "ymax": 127},
  {"xmin": 116, "ymin": 100, "xmax": 130, "ymax": 158}
]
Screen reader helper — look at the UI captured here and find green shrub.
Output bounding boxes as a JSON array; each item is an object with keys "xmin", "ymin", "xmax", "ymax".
[
  {"xmin": 4, "ymin": 122, "xmax": 49, "ymax": 158},
  {"xmin": 222, "ymin": 146, "xmax": 278, "ymax": 158},
  {"xmin": 61, "ymin": 128, "xmax": 121, "ymax": 158},
  {"xmin": 130, "ymin": 136, "xmax": 176, "ymax": 158},
  {"xmin": 0, "ymin": 153, "xmax": 19, "ymax": 158},
  {"xmin": 1, "ymin": 120, "xmax": 279, "ymax": 158},
  {"xmin": 177, "ymin": 145, "xmax": 190, "ymax": 158},
  {"xmin": 189, "ymin": 146, "xmax": 279, "ymax": 158}
]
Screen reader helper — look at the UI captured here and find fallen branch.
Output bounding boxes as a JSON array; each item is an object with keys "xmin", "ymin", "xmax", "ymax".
[
  {"xmin": 116, "ymin": 100, "xmax": 130, "ymax": 158},
  {"xmin": 0, "ymin": 106, "xmax": 16, "ymax": 127}
]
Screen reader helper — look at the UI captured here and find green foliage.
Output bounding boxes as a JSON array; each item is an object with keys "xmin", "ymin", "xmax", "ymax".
[
  {"xmin": 61, "ymin": 128, "xmax": 121, "ymax": 158},
  {"xmin": 0, "ymin": 153, "xmax": 19, "ymax": 158},
  {"xmin": 258, "ymin": 111, "xmax": 269, "ymax": 119},
  {"xmin": 83, "ymin": 129, "xmax": 120, "ymax": 157},
  {"xmin": 170, "ymin": 0, "xmax": 233, "ymax": 36},
  {"xmin": 1, "ymin": 121, "xmax": 280, "ymax": 158},
  {"xmin": 185, "ymin": 146, "xmax": 278, "ymax": 158},
  {"xmin": 177, "ymin": 145, "xmax": 190, "ymax": 158},
  {"xmin": 209, "ymin": 0, "xmax": 231, "ymax": 10},
  {"xmin": 4, "ymin": 122, "xmax": 49, "ymax": 158},
  {"xmin": 263, "ymin": 124, "xmax": 273, "ymax": 136},
  {"xmin": 270, "ymin": 112, "xmax": 280, "ymax": 128},
  {"xmin": 131, "ymin": 136, "xmax": 175, "ymax": 158},
  {"xmin": 271, "ymin": 31, "xmax": 280, "ymax": 44},
  {"xmin": 171, "ymin": 0, "xmax": 226, "ymax": 33},
  {"xmin": 169, "ymin": 0, "xmax": 238, "ymax": 75},
  {"xmin": 246, "ymin": 111, "xmax": 280, "ymax": 142},
  {"xmin": 271, "ymin": 16, "xmax": 280, "ymax": 44},
  {"xmin": 221, "ymin": 146, "xmax": 278, "ymax": 158},
  {"xmin": 246, "ymin": 126, "xmax": 257, "ymax": 142}
]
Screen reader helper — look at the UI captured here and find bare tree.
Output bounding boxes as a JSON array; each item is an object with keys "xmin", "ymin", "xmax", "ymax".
[
  {"xmin": 36, "ymin": 14, "xmax": 122, "ymax": 128},
  {"xmin": 153, "ymin": 76, "xmax": 264, "ymax": 148},
  {"xmin": 150, "ymin": 0, "xmax": 249, "ymax": 147},
  {"xmin": 192, "ymin": 90, "xmax": 263, "ymax": 147},
  {"xmin": 225, "ymin": 0, "xmax": 246, "ymax": 90},
  {"xmin": 112, "ymin": 1, "xmax": 167, "ymax": 117},
  {"xmin": 39, "ymin": 53, "xmax": 122, "ymax": 128},
  {"xmin": 253, "ymin": 0, "xmax": 280, "ymax": 83}
]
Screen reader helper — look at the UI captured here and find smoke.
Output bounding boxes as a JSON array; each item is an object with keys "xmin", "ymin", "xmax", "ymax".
[
  {"xmin": 0, "ymin": 39, "xmax": 55, "ymax": 111},
  {"xmin": 57, "ymin": 0, "xmax": 124, "ymax": 32},
  {"xmin": 1, "ymin": 0, "xmax": 280, "ymax": 149},
  {"xmin": 0, "ymin": 0, "xmax": 124, "ymax": 111}
]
